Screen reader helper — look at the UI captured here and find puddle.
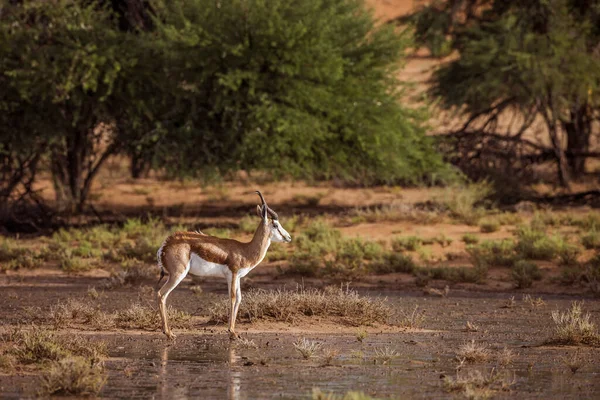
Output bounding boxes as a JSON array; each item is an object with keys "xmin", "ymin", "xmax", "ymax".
[{"xmin": 1, "ymin": 289, "xmax": 599, "ymax": 399}]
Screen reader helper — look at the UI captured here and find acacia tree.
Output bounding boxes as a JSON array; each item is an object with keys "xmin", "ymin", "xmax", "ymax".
[
  {"xmin": 145, "ymin": 0, "xmax": 452, "ymax": 184},
  {"xmin": 405, "ymin": 0, "xmax": 600, "ymax": 187},
  {"xmin": 0, "ymin": 1, "xmax": 151, "ymax": 212}
]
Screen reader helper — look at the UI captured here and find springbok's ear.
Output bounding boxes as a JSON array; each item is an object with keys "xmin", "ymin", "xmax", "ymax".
[{"xmin": 256, "ymin": 205, "xmax": 263, "ymax": 218}]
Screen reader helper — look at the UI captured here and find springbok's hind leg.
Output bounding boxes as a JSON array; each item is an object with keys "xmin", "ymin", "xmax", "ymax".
[{"xmin": 157, "ymin": 263, "xmax": 189, "ymax": 340}]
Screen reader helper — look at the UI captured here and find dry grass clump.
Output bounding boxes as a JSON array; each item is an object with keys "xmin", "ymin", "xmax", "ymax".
[
  {"xmin": 50, "ymin": 298, "xmax": 113, "ymax": 329},
  {"xmin": 293, "ymin": 338, "xmax": 322, "ymax": 359},
  {"xmin": 6, "ymin": 326, "xmax": 107, "ymax": 366},
  {"xmin": 443, "ymin": 368, "xmax": 513, "ymax": 399},
  {"xmin": 548, "ymin": 302, "xmax": 600, "ymax": 346},
  {"xmin": 209, "ymin": 285, "xmax": 391, "ymax": 326},
  {"xmin": 391, "ymin": 236, "xmax": 423, "ymax": 252},
  {"xmin": 50, "ymin": 298, "xmax": 191, "ymax": 331},
  {"xmin": 398, "ymin": 305, "xmax": 426, "ymax": 328},
  {"xmin": 100, "ymin": 261, "xmax": 156, "ymax": 289},
  {"xmin": 456, "ymin": 340, "xmax": 491, "ymax": 363},
  {"xmin": 437, "ymin": 182, "xmax": 493, "ymax": 225},
  {"xmin": 581, "ymin": 228, "xmax": 600, "ymax": 250},
  {"xmin": 115, "ymin": 303, "xmax": 192, "ymax": 330},
  {"xmin": 40, "ymin": 356, "xmax": 106, "ymax": 396},
  {"xmin": 373, "ymin": 347, "xmax": 398, "ymax": 364}
]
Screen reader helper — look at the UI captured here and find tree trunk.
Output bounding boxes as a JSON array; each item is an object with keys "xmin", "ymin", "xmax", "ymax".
[
  {"xmin": 563, "ymin": 104, "xmax": 592, "ymax": 178},
  {"xmin": 51, "ymin": 129, "xmax": 118, "ymax": 213}
]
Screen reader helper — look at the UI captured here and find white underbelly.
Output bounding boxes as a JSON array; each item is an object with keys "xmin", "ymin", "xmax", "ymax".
[{"xmin": 188, "ymin": 252, "xmax": 229, "ymax": 277}]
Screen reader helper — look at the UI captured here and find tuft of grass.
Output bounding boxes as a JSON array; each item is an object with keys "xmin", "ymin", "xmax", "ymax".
[
  {"xmin": 462, "ymin": 233, "xmax": 479, "ymax": 245},
  {"xmin": 464, "ymin": 321, "xmax": 479, "ymax": 332},
  {"xmin": 209, "ymin": 285, "xmax": 391, "ymax": 326},
  {"xmin": 548, "ymin": 302, "xmax": 600, "ymax": 346},
  {"xmin": 456, "ymin": 340, "xmax": 491, "ymax": 363},
  {"xmin": 497, "ymin": 347, "xmax": 515, "ymax": 366},
  {"xmin": 443, "ymin": 368, "xmax": 513, "ymax": 399},
  {"xmin": 320, "ymin": 348, "xmax": 340, "ymax": 366},
  {"xmin": 356, "ymin": 328, "xmax": 368, "ymax": 343},
  {"xmin": 398, "ymin": 305, "xmax": 426, "ymax": 329},
  {"xmin": 9, "ymin": 326, "xmax": 107, "ymax": 365},
  {"xmin": 293, "ymin": 338, "xmax": 322, "ymax": 359},
  {"xmin": 40, "ymin": 356, "xmax": 106, "ymax": 396},
  {"xmin": 115, "ymin": 303, "xmax": 192, "ymax": 330},
  {"xmin": 373, "ymin": 347, "xmax": 398, "ymax": 365},
  {"xmin": 511, "ymin": 260, "xmax": 542, "ymax": 289},
  {"xmin": 479, "ymin": 219, "xmax": 500, "ymax": 233}
]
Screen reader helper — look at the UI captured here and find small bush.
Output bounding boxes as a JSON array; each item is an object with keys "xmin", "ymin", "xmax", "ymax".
[
  {"xmin": 443, "ymin": 368, "xmax": 513, "ymax": 398},
  {"xmin": 479, "ymin": 219, "xmax": 500, "ymax": 233},
  {"xmin": 511, "ymin": 260, "xmax": 542, "ymax": 289},
  {"xmin": 462, "ymin": 233, "xmax": 479, "ymax": 245},
  {"xmin": 370, "ymin": 253, "xmax": 416, "ymax": 274},
  {"xmin": 293, "ymin": 338, "xmax": 322, "ymax": 359},
  {"xmin": 391, "ymin": 236, "xmax": 422, "ymax": 251},
  {"xmin": 456, "ymin": 340, "xmax": 490, "ymax": 363},
  {"xmin": 514, "ymin": 225, "xmax": 559, "ymax": 260},
  {"xmin": 10, "ymin": 327, "xmax": 107, "ymax": 365},
  {"xmin": 581, "ymin": 229, "xmax": 600, "ymax": 250},
  {"xmin": 438, "ymin": 181, "xmax": 493, "ymax": 225},
  {"xmin": 557, "ymin": 242, "xmax": 582, "ymax": 266},
  {"xmin": 398, "ymin": 305, "xmax": 426, "ymax": 328},
  {"xmin": 467, "ymin": 240, "xmax": 518, "ymax": 267},
  {"xmin": 548, "ymin": 302, "xmax": 600, "ymax": 346},
  {"xmin": 41, "ymin": 356, "xmax": 106, "ymax": 396},
  {"xmin": 209, "ymin": 285, "xmax": 391, "ymax": 326},
  {"xmin": 312, "ymin": 388, "xmax": 378, "ymax": 400}
]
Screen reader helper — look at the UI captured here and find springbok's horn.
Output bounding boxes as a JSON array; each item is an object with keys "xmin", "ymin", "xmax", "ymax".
[
  {"xmin": 255, "ymin": 191, "xmax": 268, "ymax": 219},
  {"xmin": 255, "ymin": 190, "xmax": 279, "ymax": 220}
]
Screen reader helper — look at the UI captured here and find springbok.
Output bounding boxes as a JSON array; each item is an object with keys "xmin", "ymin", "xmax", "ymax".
[{"xmin": 156, "ymin": 191, "xmax": 292, "ymax": 340}]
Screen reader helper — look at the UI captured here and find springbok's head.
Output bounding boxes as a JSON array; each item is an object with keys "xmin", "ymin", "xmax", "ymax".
[{"xmin": 255, "ymin": 191, "xmax": 292, "ymax": 243}]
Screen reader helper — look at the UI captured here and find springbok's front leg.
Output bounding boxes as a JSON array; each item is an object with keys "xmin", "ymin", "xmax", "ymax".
[{"xmin": 228, "ymin": 272, "xmax": 240, "ymax": 340}]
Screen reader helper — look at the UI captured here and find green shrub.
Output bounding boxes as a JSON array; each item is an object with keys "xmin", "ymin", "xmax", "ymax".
[
  {"xmin": 391, "ymin": 236, "xmax": 422, "ymax": 251},
  {"xmin": 514, "ymin": 225, "xmax": 559, "ymax": 260},
  {"xmin": 370, "ymin": 253, "xmax": 416, "ymax": 274},
  {"xmin": 467, "ymin": 240, "xmax": 518, "ymax": 267},
  {"xmin": 511, "ymin": 260, "xmax": 542, "ymax": 288}
]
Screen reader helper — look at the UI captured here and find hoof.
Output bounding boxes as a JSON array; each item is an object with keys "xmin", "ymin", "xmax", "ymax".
[
  {"xmin": 164, "ymin": 331, "xmax": 177, "ymax": 341},
  {"xmin": 228, "ymin": 330, "xmax": 239, "ymax": 341}
]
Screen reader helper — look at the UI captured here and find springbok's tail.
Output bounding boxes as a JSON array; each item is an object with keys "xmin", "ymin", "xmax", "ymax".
[{"xmin": 156, "ymin": 241, "xmax": 166, "ymax": 290}]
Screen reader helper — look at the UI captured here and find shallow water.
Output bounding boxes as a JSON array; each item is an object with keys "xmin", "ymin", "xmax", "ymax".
[{"xmin": 1, "ymin": 286, "xmax": 599, "ymax": 399}]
